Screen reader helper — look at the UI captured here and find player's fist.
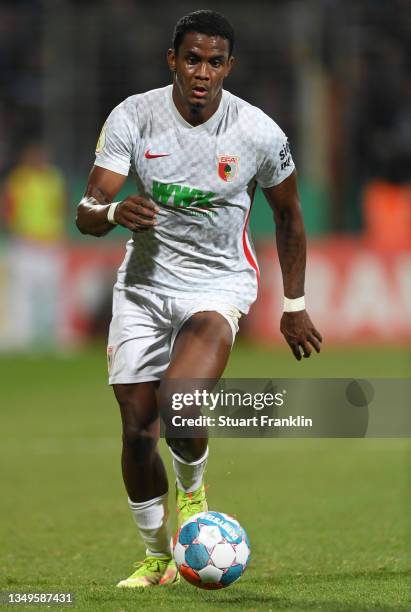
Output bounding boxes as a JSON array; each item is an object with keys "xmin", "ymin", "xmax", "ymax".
[
  {"xmin": 114, "ymin": 195, "xmax": 160, "ymax": 232},
  {"xmin": 280, "ymin": 310, "xmax": 322, "ymax": 361}
]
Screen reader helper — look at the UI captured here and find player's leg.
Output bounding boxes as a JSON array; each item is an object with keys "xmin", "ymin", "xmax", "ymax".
[
  {"xmin": 160, "ymin": 311, "xmax": 234, "ymax": 525},
  {"xmin": 114, "ymin": 381, "xmax": 178, "ymax": 587},
  {"xmin": 163, "ymin": 310, "xmax": 233, "ymax": 456},
  {"xmin": 109, "ymin": 288, "xmax": 179, "ymax": 587},
  {"xmin": 114, "ymin": 382, "xmax": 166, "ymax": 502}
]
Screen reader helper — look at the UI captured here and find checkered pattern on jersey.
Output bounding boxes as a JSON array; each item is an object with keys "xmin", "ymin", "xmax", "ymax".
[{"xmin": 95, "ymin": 85, "xmax": 294, "ymax": 313}]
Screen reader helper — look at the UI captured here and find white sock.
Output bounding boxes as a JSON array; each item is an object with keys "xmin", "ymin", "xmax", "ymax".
[
  {"xmin": 169, "ymin": 446, "xmax": 209, "ymax": 493},
  {"xmin": 128, "ymin": 492, "xmax": 171, "ymax": 558}
]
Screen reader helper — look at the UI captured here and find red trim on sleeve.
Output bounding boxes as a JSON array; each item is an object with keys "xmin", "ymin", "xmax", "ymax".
[{"xmin": 242, "ymin": 183, "xmax": 260, "ymax": 285}]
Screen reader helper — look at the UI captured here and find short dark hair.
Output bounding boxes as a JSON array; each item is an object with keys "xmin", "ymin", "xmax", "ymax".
[{"xmin": 173, "ymin": 10, "xmax": 235, "ymax": 56}]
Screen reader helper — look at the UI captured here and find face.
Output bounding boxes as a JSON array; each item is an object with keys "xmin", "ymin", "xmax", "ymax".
[{"xmin": 167, "ymin": 31, "xmax": 234, "ymax": 117}]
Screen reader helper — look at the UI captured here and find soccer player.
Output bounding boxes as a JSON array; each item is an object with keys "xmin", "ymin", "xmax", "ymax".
[{"xmin": 76, "ymin": 10, "xmax": 322, "ymax": 588}]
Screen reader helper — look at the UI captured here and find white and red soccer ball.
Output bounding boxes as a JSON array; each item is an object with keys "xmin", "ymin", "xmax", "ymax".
[{"xmin": 173, "ymin": 511, "xmax": 250, "ymax": 589}]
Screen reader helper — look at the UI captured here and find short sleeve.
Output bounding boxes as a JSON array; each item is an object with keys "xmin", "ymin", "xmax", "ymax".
[
  {"xmin": 255, "ymin": 116, "xmax": 295, "ymax": 188},
  {"xmin": 94, "ymin": 99, "xmax": 137, "ymax": 176}
]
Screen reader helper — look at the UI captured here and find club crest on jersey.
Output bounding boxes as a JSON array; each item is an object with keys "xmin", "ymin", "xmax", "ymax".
[{"xmin": 218, "ymin": 155, "xmax": 239, "ymax": 182}]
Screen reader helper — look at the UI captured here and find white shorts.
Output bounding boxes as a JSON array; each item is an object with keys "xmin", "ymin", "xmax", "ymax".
[{"xmin": 107, "ymin": 287, "xmax": 242, "ymax": 384}]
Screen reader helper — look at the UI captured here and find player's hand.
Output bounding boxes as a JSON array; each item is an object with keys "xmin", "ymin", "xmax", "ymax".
[
  {"xmin": 114, "ymin": 195, "xmax": 160, "ymax": 232},
  {"xmin": 280, "ymin": 310, "xmax": 322, "ymax": 361}
]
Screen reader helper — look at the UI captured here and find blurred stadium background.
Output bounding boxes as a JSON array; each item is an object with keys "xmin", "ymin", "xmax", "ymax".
[
  {"xmin": 0, "ymin": 0, "xmax": 410, "ymax": 351},
  {"xmin": 0, "ymin": 1, "xmax": 410, "ymax": 609}
]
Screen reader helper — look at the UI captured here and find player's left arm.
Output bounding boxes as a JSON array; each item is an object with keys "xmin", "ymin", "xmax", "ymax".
[{"xmin": 262, "ymin": 170, "xmax": 322, "ymax": 360}]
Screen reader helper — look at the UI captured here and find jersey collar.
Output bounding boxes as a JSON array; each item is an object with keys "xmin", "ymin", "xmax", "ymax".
[{"xmin": 167, "ymin": 84, "xmax": 228, "ymax": 132}]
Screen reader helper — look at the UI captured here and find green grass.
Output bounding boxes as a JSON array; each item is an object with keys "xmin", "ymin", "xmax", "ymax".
[
  {"xmin": 225, "ymin": 342, "xmax": 410, "ymax": 378},
  {"xmin": 0, "ymin": 344, "xmax": 410, "ymax": 611}
]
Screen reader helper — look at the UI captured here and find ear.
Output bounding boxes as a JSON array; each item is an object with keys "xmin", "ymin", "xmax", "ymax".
[
  {"xmin": 167, "ymin": 48, "xmax": 176, "ymax": 72},
  {"xmin": 225, "ymin": 55, "xmax": 235, "ymax": 77}
]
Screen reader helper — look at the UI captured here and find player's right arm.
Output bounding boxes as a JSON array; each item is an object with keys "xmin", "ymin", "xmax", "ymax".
[
  {"xmin": 75, "ymin": 166, "xmax": 159, "ymax": 237},
  {"xmin": 76, "ymin": 99, "xmax": 159, "ymax": 237}
]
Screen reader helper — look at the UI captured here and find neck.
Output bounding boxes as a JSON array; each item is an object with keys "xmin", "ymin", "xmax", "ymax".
[{"xmin": 172, "ymin": 85, "xmax": 222, "ymax": 126}]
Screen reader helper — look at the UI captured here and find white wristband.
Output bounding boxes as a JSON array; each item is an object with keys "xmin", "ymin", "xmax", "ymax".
[
  {"xmin": 107, "ymin": 201, "xmax": 120, "ymax": 225},
  {"xmin": 283, "ymin": 296, "xmax": 305, "ymax": 312}
]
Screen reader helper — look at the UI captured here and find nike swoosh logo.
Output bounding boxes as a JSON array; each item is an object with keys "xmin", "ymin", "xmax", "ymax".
[{"xmin": 145, "ymin": 149, "xmax": 170, "ymax": 159}]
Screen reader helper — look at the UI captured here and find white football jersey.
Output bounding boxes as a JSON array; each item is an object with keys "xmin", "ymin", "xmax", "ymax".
[{"xmin": 95, "ymin": 84, "xmax": 294, "ymax": 313}]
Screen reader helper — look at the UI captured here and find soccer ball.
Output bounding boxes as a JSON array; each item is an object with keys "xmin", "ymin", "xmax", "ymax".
[{"xmin": 173, "ymin": 511, "xmax": 250, "ymax": 589}]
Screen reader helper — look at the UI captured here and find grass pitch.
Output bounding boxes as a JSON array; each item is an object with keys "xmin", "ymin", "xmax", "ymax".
[{"xmin": 0, "ymin": 343, "xmax": 410, "ymax": 611}]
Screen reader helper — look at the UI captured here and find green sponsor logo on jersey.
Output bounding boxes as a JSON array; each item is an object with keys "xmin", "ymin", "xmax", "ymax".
[{"xmin": 152, "ymin": 181, "xmax": 215, "ymax": 209}]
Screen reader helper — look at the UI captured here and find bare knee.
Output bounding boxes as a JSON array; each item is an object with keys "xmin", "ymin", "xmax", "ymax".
[
  {"xmin": 122, "ymin": 421, "xmax": 158, "ymax": 462},
  {"xmin": 157, "ymin": 383, "xmax": 208, "ymax": 462}
]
